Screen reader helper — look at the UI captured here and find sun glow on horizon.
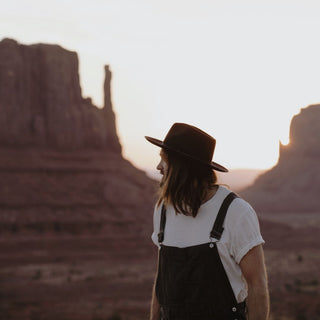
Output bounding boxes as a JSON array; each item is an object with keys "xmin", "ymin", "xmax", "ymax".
[{"xmin": 1, "ymin": 0, "xmax": 320, "ymax": 171}]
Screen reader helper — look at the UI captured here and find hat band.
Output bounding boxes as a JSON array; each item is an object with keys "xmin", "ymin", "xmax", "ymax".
[{"xmin": 163, "ymin": 143, "xmax": 212, "ymax": 165}]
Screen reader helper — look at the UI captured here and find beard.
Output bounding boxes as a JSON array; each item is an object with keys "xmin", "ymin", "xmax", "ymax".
[
  {"xmin": 159, "ymin": 176, "xmax": 165, "ymax": 188},
  {"xmin": 159, "ymin": 170, "xmax": 166, "ymax": 188}
]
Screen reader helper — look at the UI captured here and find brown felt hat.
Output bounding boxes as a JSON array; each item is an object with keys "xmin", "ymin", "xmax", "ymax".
[{"xmin": 145, "ymin": 123, "xmax": 228, "ymax": 172}]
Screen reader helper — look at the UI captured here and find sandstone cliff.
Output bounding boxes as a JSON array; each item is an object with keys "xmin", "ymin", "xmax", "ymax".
[
  {"xmin": 0, "ymin": 38, "xmax": 120, "ymax": 152},
  {"xmin": 0, "ymin": 38, "xmax": 156, "ymax": 238},
  {"xmin": 241, "ymin": 104, "xmax": 320, "ymax": 213}
]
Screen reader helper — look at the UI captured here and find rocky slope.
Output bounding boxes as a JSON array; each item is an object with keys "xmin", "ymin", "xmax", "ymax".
[
  {"xmin": 0, "ymin": 38, "xmax": 157, "ymax": 239},
  {"xmin": 241, "ymin": 104, "xmax": 320, "ymax": 213}
]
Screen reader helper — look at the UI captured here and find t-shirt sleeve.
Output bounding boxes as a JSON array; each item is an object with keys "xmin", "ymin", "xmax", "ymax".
[
  {"xmin": 226, "ymin": 198, "xmax": 265, "ymax": 264},
  {"xmin": 151, "ymin": 204, "xmax": 160, "ymax": 247}
]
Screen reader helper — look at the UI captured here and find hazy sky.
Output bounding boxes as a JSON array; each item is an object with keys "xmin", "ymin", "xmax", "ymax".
[{"xmin": 1, "ymin": 0, "xmax": 320, "ymax": 173}]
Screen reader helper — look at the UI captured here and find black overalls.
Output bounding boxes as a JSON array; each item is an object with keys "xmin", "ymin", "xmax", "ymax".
[{"xmin": 155, "ymin": 193, "xmax": 247, "ymax": 320}]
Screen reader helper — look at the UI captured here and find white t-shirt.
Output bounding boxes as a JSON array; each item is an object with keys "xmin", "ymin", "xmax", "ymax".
[{"xmin": 151, "ymin": 185, "xmax": 264, "ymax": 303}]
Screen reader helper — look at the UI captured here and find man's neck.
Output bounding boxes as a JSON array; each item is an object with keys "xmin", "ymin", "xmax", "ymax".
[{"xmin": 202, "ymin": 184, "xmax": 219, "ymax": 204}]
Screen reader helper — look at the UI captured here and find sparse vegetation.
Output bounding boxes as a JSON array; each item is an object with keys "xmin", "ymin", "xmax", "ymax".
[
  {"xmin": 296, "ymin": 314, "xmax": 307, "ymax": 320},
  {"xmin": 309, "ymin": 279, "xmax": 319, "ymax": 286},
  {"xmin": 285, "ymin": 278, "xmax": 319, "ymax": 295},
  {"xmin": 297, "ymin": 254, "xmax": 303, "ymax": 262},
  {"xmin": 92, "ymin": 314, "xmax": 122, "ymax": 320},
  {"xmin": 54, "ymin": 221, "xmax": 62, "ymax": 232},
  {"xmin": 32, "ymin": 270, "xmax": 42, "ymax": 280},
  {"xmin": 107, "ymin": 313, "xmax": 122, "ymax": 320},
  {"xmin": 285, "ymin": 283, "xmax": 293, "ymax": 291},
  {"xmin": 11, "ymin": 223, "xmax": 19, "ymax": 233}
]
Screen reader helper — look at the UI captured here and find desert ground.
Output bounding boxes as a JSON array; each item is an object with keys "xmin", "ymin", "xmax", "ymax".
[{"xmin": 0, "ymin": 211, "xmax": 319, "ymax": 320}]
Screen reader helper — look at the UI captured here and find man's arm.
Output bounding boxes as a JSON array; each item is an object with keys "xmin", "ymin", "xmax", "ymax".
[
  {"xmin": 150, "ymin": 272, "xmax": 160, "ymax": 320},
  {"xmin": 239, "ymin": 244, "xmax": 270, "ymax": 320}
]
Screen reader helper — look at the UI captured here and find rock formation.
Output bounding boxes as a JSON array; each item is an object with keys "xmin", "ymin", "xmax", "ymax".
[
  {"xmin": 0, "ymin": 38, "xmax": 120, "ymax": 152},
  {"xmin": 241, "ymin": 104, "xmax": 320, "ymax": 213},
  {"xmin": 0, "ymin": 38, "xmax": 156, "ymax": 238}
]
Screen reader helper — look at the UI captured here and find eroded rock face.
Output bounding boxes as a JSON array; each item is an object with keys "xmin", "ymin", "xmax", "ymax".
[
  {"xmin": 241, "ymin": 104, "xmax": 320, "ymax": 213},
  {"xmin": 0, "ymin": 38, "xmax": 121, "ymax": 152},
  {"xmin": 0, "ymin": 38, "xmax": 156, "ymax": 237}
]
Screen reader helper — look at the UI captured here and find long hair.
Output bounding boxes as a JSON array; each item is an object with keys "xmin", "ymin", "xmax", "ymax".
[{"xmin": 157, "ymin": 149, "xmax": 218, "ymax": 217}]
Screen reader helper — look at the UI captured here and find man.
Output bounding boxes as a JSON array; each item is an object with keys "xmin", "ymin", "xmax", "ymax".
[{"xmin": 145, "ymin": 123, "xmax": 269, "ymax": 320}]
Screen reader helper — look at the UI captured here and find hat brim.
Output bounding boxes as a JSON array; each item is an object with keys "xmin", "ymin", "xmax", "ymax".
[{"xmin": 145, "ymin": 136, "xmax": 228, "ymax": 172}]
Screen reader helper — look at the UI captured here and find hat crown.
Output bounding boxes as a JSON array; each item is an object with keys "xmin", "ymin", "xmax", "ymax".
[
  {"xmin": 163, "ymin": 123, "xmax": 215, "ymax": 163},
  {"xmin": 144, "ymin": 122, "xmax": 228, "ymax": 172}
]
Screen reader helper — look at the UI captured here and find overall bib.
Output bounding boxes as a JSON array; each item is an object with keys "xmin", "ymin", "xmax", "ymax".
[{"xmin": 155, "ymin": 193, "xmax": 247, "ymax": 320}]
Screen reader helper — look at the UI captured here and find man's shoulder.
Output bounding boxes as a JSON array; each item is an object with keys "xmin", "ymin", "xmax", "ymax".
[
  {"xmin": 225, "ymin": 194, "xmax": 259, "ymax": 229},
  {"xmin": 218, "ymin": 186, "xmax": 254, "ymax": 212}
]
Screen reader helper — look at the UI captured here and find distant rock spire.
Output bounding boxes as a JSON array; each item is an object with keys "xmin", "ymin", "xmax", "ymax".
[
  {"xmin": 102, "ymin": 65, "xmax": 122, "ymax": 153},
  {"xmin": 242, "ymin": 104, "xmax": 320, "ymax": 213},
  {"xmin": 0, "ymin": 38, "xmax": 122, "ymax": 153},
  {"xmin": 104, "ymin": 65, "xmax": 112, "ymax": 110}
]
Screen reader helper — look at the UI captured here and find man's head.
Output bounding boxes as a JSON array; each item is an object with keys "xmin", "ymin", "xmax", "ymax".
[
  {"xmin": 145, "ymin": 123, "xmax": 227, "ymax": 216},
  {"xmin": 145, "ymin": 123, "xmax": 228, "ymax": 172}
]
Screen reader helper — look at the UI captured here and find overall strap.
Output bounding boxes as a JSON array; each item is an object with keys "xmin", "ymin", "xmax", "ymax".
[
  {"xmin": 157, "ymin": 204, "xmax": 167, "ymax": 244},
  {"xmin": 210, "ymin": 192, "xmax": 238, "ymax": 240}
]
